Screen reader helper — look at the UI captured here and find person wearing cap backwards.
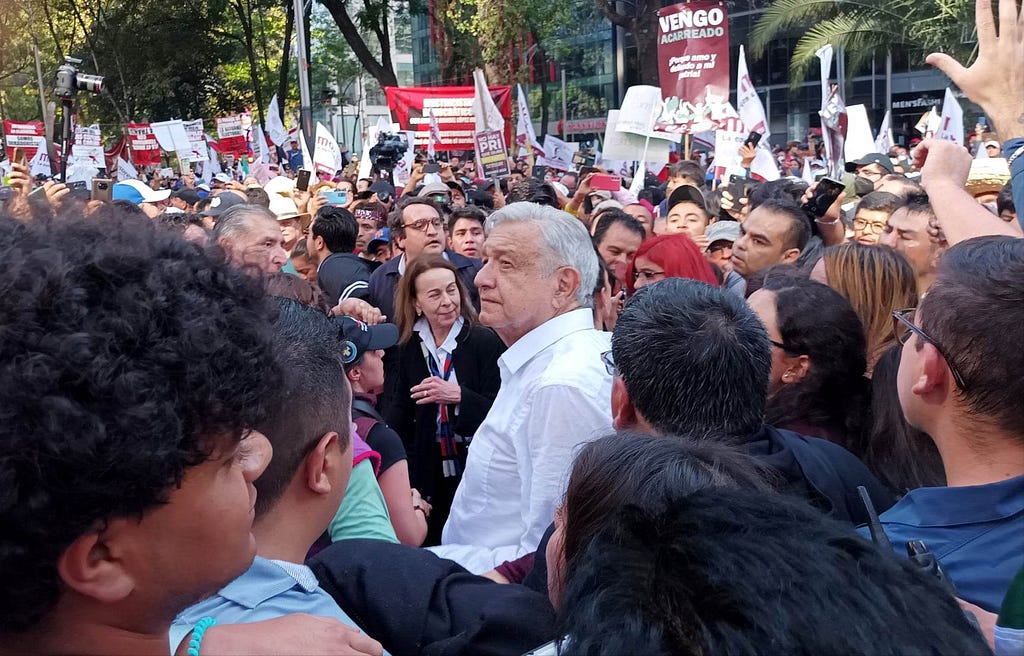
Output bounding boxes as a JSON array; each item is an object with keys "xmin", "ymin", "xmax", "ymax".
[
  {"xmin": 112, "ymin": 180, "xmax": 171, "ymax": 218},
  {"xmin": 663, "ymin": 185, "xmax": 711, "ymax": 245},
  {"xmin": 846, "ymin": 153, "xmax": 895, "ymax": 191},
  {"xmin": 200, "ymin": 189, "xmax": 247, "ymax": 225},
  {"xmin": 340, "ymin": 314, "xmax": 432, "ymax": 547},
  {"xmin": 365, "ymin": 227, "xmax": 394, "ymax": 265}
]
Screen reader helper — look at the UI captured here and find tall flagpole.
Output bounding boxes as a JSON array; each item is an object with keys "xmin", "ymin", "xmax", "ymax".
[{"xmin": 293, "ymin": 0, "xmax": 314, "ymax": 157}]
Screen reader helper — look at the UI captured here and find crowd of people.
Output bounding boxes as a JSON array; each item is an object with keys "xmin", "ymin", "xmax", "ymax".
[{"xmin": 1, "ymin": 0, "xmax": 1023, "ymax": 654}]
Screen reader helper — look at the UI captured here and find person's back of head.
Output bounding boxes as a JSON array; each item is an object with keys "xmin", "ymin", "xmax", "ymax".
[
  {"xmin": 667, "ymin": 161, "xmax": 706, "ymax": 188},
  {"xmin": 612, "ymin": 278, "xmax": 770, "ymax": 439},
  {"xmin": 253, "ymin": 299, "xmax": 352, "ymax": 518},
  {"xmin": 756, "ymin": 275, "xmax": 868, "ymax": 447},
  {"xmin": 313, "ymin": 205, "xmax": 359, "ymax": 254},
  {"xmin": 748, "ymin": 178, "xmax": 809, "ymax": 209},
  {"xmin": 860, "ymin": 345, "xmax": 946, "ymax": 494},
  {"xmin": 557, "ymin": 487, "xmax": 988, "ymax": 656},
  {"xmin": 245, "ymin": 186, "xmax": 271, "ymax": 208},
  {"xmin": 855, "ymin": 190, "xmax": 901, "ymax": 215},
  {"xmin": 820, "ymin": 243, "xmax": 918, "ymax": 366},
  {"xmin": 0, "ymin": 210, "xmax": 281, "ymax": 639},
  {"xmin": 914, "ymin": 236, "xmax": 1024, "ymax": 439}
]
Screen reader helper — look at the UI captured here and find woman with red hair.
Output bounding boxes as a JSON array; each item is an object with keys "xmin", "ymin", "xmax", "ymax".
[{"xmin": 624, "ymin": 233, "xmax": 719, "ymax": 294}]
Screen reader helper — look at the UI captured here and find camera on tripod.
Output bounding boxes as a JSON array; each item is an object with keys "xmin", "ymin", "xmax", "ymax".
[
  {"xmin": 368, "ymin": 132, "xmax": 408, "ymax": 180},
  {"xmin": 54, "ymin": 57, "xmax": 104, "ymax": 99}
]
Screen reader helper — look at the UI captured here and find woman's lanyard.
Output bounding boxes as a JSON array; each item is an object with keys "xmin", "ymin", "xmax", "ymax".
[{"xmin": 422, "ymin": 343, "xmax": 462, "ymax": 478}]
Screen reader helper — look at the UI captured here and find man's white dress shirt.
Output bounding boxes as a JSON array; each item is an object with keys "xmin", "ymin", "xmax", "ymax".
[{"xmin": 429, "ymin": 308, "xmax": 612, "ymax": 573}]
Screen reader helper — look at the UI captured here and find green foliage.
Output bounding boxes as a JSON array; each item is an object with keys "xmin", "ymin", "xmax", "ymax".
[
  {"xmin": 528, "ymin": 83, "xmax": 607, "ymax": 120},
  {"xmin": 751, "ymin": 0, "xmax": 976, "ymax": 87}
]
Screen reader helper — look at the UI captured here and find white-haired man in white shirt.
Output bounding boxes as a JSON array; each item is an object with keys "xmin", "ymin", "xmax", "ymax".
[{"xmin": 429, "ymin": 202, "xmax": 613, "ymax": 574}]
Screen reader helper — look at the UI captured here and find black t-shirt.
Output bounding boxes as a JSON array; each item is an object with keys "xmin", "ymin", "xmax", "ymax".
[{"xmin": 364, "ymin": 422, "xmax": 407, "ymax": 474}]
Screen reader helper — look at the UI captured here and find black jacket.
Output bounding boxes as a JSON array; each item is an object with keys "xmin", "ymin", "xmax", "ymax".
[
  {"xmin": 367, "ymin": 250, "xmax": 483, "ymax": 321},
  {"xmin": 317, "ymin": 251, "xmax": 371, "ymax": 304},
  {"xmin": 384, "ymin": 323, "xmax": 505, "ymax": 541},
  {"xmin": 310, "ymin": 540, "xmax": 556, "ymax": 656}
]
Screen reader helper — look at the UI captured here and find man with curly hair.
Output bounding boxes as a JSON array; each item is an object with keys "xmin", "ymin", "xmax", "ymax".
[{"xmin": 0, "ymin": 210, "xmax": 282, "ymax": 654}]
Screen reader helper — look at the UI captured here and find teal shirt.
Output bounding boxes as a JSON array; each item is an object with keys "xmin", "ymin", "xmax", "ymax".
[
  {"xmin": 282, "ymin": 258, "xmax": 298, "ymax": 275},
  {"xmin": 329, "ymin": 459, "xmax": 398, "ymax": 543}
]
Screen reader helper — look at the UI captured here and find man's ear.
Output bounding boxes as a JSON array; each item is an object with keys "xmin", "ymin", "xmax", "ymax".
[
  {"xmin": 911, "ymin": 342, "xmax": 950, "ymax": 397},
  {"xmin": 781, "ymin": 354, "xmax": 811, "ymax": 384},
  {"xmin": 554, "ymin": 266, "xmax": 582, "ymax": 308},
  {"xmin": 611, "ymin": 376, "xmax": 638, "ymax": 430},
  {"xmin": 217, "ymin": 236, "xmax": 232, "ymax": 253},
  {"xmin": 780, "ymin": 247, "xmax": 802, "ymax": 264},
  {"xmin": 304, "ymin": 432, "xmax": 339, "ymax": 495},
  {"xmin": 57, "ymin": 525, "xmax": 136, "ymax": 604}
]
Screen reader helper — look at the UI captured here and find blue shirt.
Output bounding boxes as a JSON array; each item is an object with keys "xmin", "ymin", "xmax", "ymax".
[
  {"xmin": 1002, "ymin": 137, "xmax": 1024, "ymax": 232},
  {"xmin": 169, "ymin": 556, "xmax": 368, "ymax": 653},
  {"xmin": 857, "ymin": 474, "xmax": 1024, "ymax": 612},
  {"xmin": 287, "ymin": 148, "xmax": 304, "ymax": 173}
]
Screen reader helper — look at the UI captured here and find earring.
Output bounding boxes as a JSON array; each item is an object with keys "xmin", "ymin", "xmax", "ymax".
[{"xmin": 783, "ymin": 372, "xmax": 793, "ymax": 382}]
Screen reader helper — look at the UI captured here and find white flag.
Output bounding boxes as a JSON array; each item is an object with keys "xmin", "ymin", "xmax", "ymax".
[
  {"xmin": 629, "ymin": 163, "xmax": 646, "ymax": 197},
  {"xmin": 428, "ymin": 109, "xmax": 443, "ymax": 161},
  {"xmin": 299, "ymin": 129, "xmax": 316, "ymax": 183},
  {"xmin": 116, "ymin": 156, "xmax": 138, "ymax": 182},
  {"xmin": 253, "ymin": 124, "xmax": 271, "ymax": 164},
  {"xmin": 29, "ymin": 138, "xmax": 53, "ymax": 178},
  {"xmin": 802, "ymin": 157, "xmax": 814, "ymax": 184},
  {"xmin": 736, "ymin": 47, "xmax": 769, "ymax": 139},
  {"xmin": 815, "ymin": 45, "xmax": 834, "ymax": 109},
  {"xmin": 472, "ymin": 68, "xmax": 504, "ymax": 133},
  {"xmin": 312, "ymin": 122, "xmax": 341, "ymax": 178},
  {"xmin": 266, "ymin": 94, "xmax": 289, "ymax": 146},
  {"xmin": 934, "ymin": 88, "xmax": 964, "ymax": 146},
  {"xmin": 515, "ymin": 84, "xmax": 542, "ymax": 154},
  {"xmin": 874, "ymin": 111, "xmax": 894, "ymax": 153}
]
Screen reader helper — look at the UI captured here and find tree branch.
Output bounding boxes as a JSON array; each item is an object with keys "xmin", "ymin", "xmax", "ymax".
[{"xmin": 320, "ymin": 0, "xmax": 397, "ymax": 87}]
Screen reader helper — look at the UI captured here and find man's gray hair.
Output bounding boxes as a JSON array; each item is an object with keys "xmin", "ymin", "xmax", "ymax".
[
  {"xmin": 213, "ymin": 204, "xmax": 277, "ymax": 241},
  {"xmin": 485, "ymin": 202, "xmax": 599, "ymax": 307}
]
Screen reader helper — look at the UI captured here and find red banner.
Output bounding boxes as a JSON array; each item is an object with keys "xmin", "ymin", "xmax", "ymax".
[
  {"xmin": 216, "ymin": 116, "xmax": 247, "ymax": 157},
  {"xmin": 127, "ymin": 123, "xmax": 162, "ymax": 167},
  {"xmin": 656, "ymin": 1, "xmax": 731, "ymax": 132},
  {"xmin": 384, "ymin": 86, "xmax": 512, "ymax": 152},
  {"xmin": 3, "ymin": 120, "xmax": 46, "ymax": 161}
]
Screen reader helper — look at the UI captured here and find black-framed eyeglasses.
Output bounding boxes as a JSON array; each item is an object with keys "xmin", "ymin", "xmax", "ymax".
[
  {"xmin": 403, "ymin": 217, "xmax": 445, "ymax": 232},
  {"xmin": 600, "ymin": 350, "xmax": 617, "ymax": 376},
  {"xmin": 891, "ymin": 308, "xmax": 967, "ymax": 391},
  {"xmin": 769, "ymin": 339, "xmax": 791, "ymax": 352}
]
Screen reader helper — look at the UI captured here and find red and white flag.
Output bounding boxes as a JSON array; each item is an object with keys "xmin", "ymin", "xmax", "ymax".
[{"xmin": 428, "ymin": 109, "xmax": 444, "ymax": 161}]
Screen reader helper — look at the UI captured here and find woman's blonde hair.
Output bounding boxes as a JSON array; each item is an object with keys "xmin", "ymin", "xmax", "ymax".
[
  {"xmin": 394, "ymin": 254, "xmax": 477, "ymax": 344},
  {"xmin": 822, "ymin": 243, "xmax": 918, "ymax": 370}
]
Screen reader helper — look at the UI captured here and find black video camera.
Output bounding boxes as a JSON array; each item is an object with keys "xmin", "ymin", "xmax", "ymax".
[
  {"xmin": 368, "ymin": 132, "xmax": 408, "ymax": 172},
  {"xmin": 54, "ymin": 57, "xmax": 104, "ymax": 99}
]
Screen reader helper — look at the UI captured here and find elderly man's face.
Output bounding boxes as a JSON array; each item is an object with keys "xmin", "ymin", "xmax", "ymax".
[
  {"xmin": 476, "ymin": 222, "xmax": 568, "ymax": 344},
  {"xmin": 224, "ymin": 215, "xmax": 289, "ymax": 275}
]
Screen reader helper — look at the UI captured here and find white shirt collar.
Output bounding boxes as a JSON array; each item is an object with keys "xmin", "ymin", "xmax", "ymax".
[
  {"xmin": 499, "ymin": 308, "xmax": 595, "ymax": 377},
  {"xmin": 415, "ymin": 315, "xmax": 464, "ymax": 359},
  {"xmin": 398, "ymin": 250, "xmax": 450, "ymax": 276}
]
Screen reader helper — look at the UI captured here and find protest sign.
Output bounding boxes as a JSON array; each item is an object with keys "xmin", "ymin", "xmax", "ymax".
[
  {"xmin": 385, "ymin": 85, "xmax": 512, "ymax": 151},
  {"xmin": 475, "ymin": 130, "xmax": 511, "ymax": 178},
  {"xmin": 3, "ymin": 120, "xmax": 46, "ymax": 161},
  {"xmin": 116, "ymin": 156, "xmax": 138, "ymax": 181},
  {"xmin": 216, "ymin": 116, "xmax": 247, "ymax": 157},
  {"xmin": 537, "ymin": 135, "xmax": 578, "ymax": 171},
  {"xmin": 127, "ymin": 123, "xmax": 162, "ymax": 167},
  {"xmin": 601, "ymin": 111, "xmax": 671, "ymax": 163},
  {"xmin": 72, "ymin": 124, "xmax": 105, "ymax": 168},
  {"xmin": 656, "ymin": 1, "xmax": 731, "ymax": 133},
  {"xmin": 183, "ymin": 120, "xmax": 208, "ymax": 162},
  {"xmin": 617, "ymin": 86, "xmax": 682, "ymax": 142}
]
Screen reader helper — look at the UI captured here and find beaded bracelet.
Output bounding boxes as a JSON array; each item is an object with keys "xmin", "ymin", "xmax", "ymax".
[{"xmin": 187, "ymin": 617, "xmax": 218, "ymax": 656}]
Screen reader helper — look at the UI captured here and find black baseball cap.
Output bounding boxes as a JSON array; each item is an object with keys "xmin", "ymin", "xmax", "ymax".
[
  {"xmin": 667, "ymin": 184, "xmax": 708, "ymax": 215},
  {"xmin": 334, "ymin": 316, "xmax": 399, "ymax": 368},
  {"xmin": 172, "ymin": 188, "xmax": 201, "ymax": 205},
  {"xmin": 200, "ymin": 191, "xmax": 246, "ymax": 217},
  {"xmin": 845, "ymin": 153, "xmax": 895, "ymax": 174}
]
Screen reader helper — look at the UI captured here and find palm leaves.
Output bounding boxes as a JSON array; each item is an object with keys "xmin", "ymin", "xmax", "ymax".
[{"xmin": 750, "ymin": 0, "xmax": 975, "ymax": 87}]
